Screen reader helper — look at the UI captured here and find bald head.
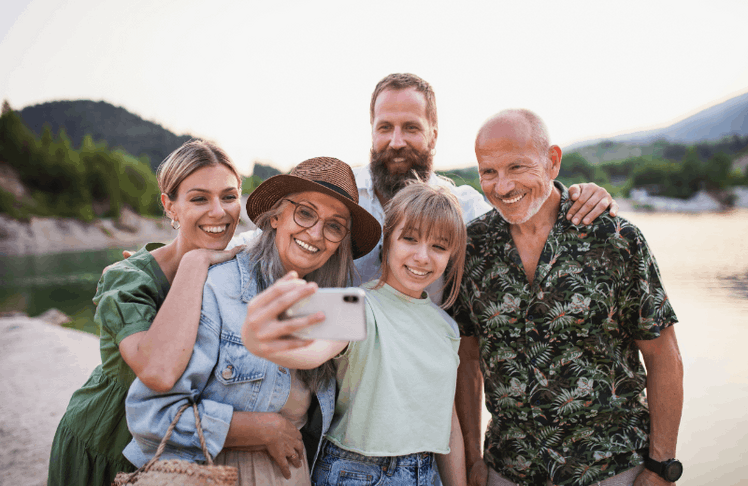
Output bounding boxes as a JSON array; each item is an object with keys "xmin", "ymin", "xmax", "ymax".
[
  {"xmin": 473, "ymin": 109, "xmax": 562, "ymax": 225},
  {"xmin": 476, "ymin": 109, "xmax": 550, "ymax": 159}
]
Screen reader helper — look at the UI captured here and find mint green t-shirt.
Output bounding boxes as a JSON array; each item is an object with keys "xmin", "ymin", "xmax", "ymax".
[{"xmin": 327, "ymin": 282, "xmax": 461, "ymax": 456}]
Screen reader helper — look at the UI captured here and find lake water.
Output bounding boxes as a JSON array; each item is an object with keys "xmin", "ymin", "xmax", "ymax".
[
  {"xmin": 1, "ymin": 209, "xmax": 746, "ymax": 484},
  {"xmin": 0, "ymin": 248, "xmax": 129, "ymax": 335},
  {"xmin": 620, "ymin": 209, "xmax": 748, "ymax": 486}
]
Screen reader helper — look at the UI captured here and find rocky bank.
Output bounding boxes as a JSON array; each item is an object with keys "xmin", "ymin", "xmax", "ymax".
[{"xmin": 0, "ymin": 196, "xmax": 253, "ymax": 257}]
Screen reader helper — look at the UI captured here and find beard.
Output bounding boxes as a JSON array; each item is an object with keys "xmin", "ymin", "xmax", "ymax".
[
  {"xmin": 494, "ymin": 178, "xmax": 554, "ymax": 225},
  {"xmin": 370, "ymin": 142, "xmax": 434, "ymax": 201}
]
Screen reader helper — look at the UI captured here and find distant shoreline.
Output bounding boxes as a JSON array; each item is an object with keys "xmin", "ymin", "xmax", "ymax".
[
  {"xmin": 0, "ymin": 196, "xmax": 254, "ymax": 257},
  {"xmin": 1, "ymin": 193, "xmax": 745, "ymax": 257}
]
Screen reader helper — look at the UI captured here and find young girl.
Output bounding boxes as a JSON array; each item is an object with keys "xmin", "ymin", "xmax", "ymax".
[{"xmin": 242, "ymin": 181, "xmax": 468, "ymax": 486}]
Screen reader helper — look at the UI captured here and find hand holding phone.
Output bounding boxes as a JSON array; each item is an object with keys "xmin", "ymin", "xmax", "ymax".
[{"xmin": 283, "ymin": 288, "xmax": 367, "ymax": 341}]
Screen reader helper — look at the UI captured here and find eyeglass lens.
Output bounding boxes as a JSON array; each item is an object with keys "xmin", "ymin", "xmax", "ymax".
[{"xmin": 292, "ymin": 203, "xmax": 348, "ymax": 242}]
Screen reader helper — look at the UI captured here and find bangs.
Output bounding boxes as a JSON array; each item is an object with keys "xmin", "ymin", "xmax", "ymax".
[{"xmin": 397, "ymin": 193, "xmax": 463, "ymax": 255}]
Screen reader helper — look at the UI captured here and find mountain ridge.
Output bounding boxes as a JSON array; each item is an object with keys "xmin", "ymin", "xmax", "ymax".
[
  {"xmin": 18, "ymin": 100, "xmax": 193, "ymax": 172},
  {"xmin": 564, "ymin": 90, "xmax": 748, "ymax": 152}
]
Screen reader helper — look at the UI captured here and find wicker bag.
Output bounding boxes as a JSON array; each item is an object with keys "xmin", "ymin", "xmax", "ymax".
[{"xmin": 113, "ymin": 402, "xmax": 238, "ymax": 486}]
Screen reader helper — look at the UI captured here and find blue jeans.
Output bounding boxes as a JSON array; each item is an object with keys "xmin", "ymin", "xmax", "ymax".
[{"xmin": 312, "ymin": 440, "xmax": 438, "ymax": 486}]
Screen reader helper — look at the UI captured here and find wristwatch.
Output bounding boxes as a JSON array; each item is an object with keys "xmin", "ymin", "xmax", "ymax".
[{"xmin": 645, "ymin": 456, "xmax": 683, "ymax": 482}]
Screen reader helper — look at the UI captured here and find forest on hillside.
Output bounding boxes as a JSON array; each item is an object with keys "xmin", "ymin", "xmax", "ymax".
[
  {"xmin": 0, "ymin": 104, "xmax": 271, "ymax": 221},
  {"xmin": 18, "ymin": 100, "xmax": 193, "ymax": 173},
  {"xmin": 2, "ymin": 97, "xmax": 747, "ymax": 222}
]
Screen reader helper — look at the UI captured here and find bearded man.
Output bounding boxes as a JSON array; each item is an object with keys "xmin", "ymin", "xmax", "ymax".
[{"xmin": 352, "ymin": 73, "xmax": 618, "ymax": 291}]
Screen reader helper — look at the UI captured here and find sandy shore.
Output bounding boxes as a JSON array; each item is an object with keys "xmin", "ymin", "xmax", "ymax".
[
  {"xmin": 1, "ymin": 208, "xmax": 746, "ymax": 485},
  {"xmin": 0, "ymin": 315, "xmax": 100, "ymax": 486}
]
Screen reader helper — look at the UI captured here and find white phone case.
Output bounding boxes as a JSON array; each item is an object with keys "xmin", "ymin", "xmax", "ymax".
[{"xmin": 286, "ymin": 288, "xmax": 367, "ymax": 341}]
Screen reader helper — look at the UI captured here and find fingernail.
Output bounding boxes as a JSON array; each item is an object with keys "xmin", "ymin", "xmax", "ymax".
[{"xmin": 573, "ymin": 218, "xmax": 580, "ymax": 224}]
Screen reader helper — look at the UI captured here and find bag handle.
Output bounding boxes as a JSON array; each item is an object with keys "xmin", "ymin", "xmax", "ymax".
[
  {"xmin": 122, "ymin": 400, "xmax": 215, "ymax": 483},
  {"xmin": 146, "ymin": 401, "xmax": 215, "ymax": 468}
]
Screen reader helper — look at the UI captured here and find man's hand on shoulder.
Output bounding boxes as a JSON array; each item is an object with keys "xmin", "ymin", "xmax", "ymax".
[{"xmin": 567, "ymin": 183, "xmax": 618, "ymax": 225}]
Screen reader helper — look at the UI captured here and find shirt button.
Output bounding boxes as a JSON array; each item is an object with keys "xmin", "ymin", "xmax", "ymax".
[
  {"xmin": 531, "ymin": 358, "xmax": 537, "ymax": 364},
  {"xmin": 535, "ymin": 400, "xmax": 541, "ymax": 405},
  {"xmin": 280, "ymin": 367, "xmax": 288, "ymax": 374},
  {"xmin": 222, "ymin": 365, "xmax": 233, "ymax": 380}
]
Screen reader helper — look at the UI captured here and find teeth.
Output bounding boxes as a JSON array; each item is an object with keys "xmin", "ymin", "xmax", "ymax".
[
  {"xmin": 295, "ymin": 239, "xmax": 320, "ymax": 253},
  {"xmin": 501, "ymin": 194, "xmax": 524, "ymax": 204},
  {"xmin": 202, "ymin": 225, "xmax": 227, "ymax": 233},
  {"xmin": 406, "ymin": 266, "xmax": 429, "ymax": 276}
]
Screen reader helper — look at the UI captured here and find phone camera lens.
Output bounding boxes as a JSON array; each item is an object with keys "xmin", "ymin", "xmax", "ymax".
[{"xmin": 343, "ymin": 295, "xmax": 358, "ymax": 303}]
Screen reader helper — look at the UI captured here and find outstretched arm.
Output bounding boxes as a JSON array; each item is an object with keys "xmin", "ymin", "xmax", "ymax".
[
  {"xmin": 120, "ymin": 246, "xmax": 244, "ymax": 392},
  {"xmin": 240, "ymin": 272, "xmax": 348, "ymax": 369},
  {"xmin": 634, "ymin": 326, "xmax": 683, "ymax": 486},
  {"xmin": 567, "ymin": 183, "xmax": 618, "ymax": 225}
]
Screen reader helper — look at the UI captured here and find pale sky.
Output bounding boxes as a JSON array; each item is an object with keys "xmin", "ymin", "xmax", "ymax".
[{"xmin": 2, "ymin": 0, "xmax": 747, "ymax": 175}]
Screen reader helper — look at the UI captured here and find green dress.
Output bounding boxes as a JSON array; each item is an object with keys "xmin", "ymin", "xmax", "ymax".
[{"xmin": 47, "ymin": 243, "xmax": 169, "ymax": 486}]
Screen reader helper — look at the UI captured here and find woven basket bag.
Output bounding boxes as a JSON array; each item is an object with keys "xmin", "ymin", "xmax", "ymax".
[{"xmin": 113, "ymin": 402, "xmax": 238, "ymax": 486}]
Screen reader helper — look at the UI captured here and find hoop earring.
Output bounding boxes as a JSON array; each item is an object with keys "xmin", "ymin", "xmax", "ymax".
[{"xmin": 171, "ymin": 219, "xmax": 181, "ymax": 230}]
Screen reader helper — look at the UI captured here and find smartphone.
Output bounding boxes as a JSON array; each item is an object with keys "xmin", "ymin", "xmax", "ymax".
[{"xmin": 283, "ymin": 288, "xmax": 367, "ymax": 341}]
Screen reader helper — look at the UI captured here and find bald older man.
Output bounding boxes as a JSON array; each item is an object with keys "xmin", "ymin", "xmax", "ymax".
[{"xmin": 451, "ymin": 110, "xmax": 683, "ymax": 486}]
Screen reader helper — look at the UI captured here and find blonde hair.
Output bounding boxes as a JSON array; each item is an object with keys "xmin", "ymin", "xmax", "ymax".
[
  {"xmin": 157, "ymin": 139, "xmax": 241, "ymax": 203},
  {"xmin": 376, "ymin": 182, "xmax": 466, "ymax": 308}
]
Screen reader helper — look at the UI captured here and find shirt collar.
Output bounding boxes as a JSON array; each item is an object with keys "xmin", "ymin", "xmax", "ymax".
[
  {"xmin": 555, "ymin": 181, "xmax": 577, "ymax": 232},
  {"xmin": 357, "ymin": 165, "xmax": 374, "ymax": 193}
]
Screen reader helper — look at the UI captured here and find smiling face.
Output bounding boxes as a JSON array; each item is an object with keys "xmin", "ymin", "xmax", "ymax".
[
  {"xmin": 383, "ymin": 220, "xmax": 451, "ymax": 299},
  {"xmin": 475, "ymin": 115, "xmax": 560, "ymax": 225},
  {"xmin": 270, "ymin": 191, "xmax": 351, "ymax": 278},
  {"xmin": 370, "ymin": 88, "xmax": 437, "ymax": 199},
  {"xmin": 163, "ymin": 164, "xmax": 241, "ymax": 252}
]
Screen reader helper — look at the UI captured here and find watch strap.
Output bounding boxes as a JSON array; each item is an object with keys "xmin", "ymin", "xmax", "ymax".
[
  {"xmin": 644, "ymin": 456, "xmax": 665, "ymax": 477},
  {"xmin": 645, "ymin": 456, "xmax": 682, "ymax": 482}
]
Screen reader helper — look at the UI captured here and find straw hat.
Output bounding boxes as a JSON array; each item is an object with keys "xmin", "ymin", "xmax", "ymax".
[{"xmin": 246, "ymin": 157, "xmax": 381, "ymax": 259}]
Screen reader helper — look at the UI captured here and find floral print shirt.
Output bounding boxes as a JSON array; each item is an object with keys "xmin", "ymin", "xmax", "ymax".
[{"xmin": 451, "ymin": 183, "xmax": 677, "ymax": 486}]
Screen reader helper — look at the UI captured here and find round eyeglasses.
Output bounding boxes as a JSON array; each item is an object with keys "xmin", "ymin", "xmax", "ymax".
[{"xmin": 283, "ymin": 199, "xmax": 350, "ymax": 243}]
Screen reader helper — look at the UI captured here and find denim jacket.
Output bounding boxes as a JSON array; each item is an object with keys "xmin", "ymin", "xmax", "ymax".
[{"xmin": 123, "ymin": 251, "xmax": 337, "ymax": 470}]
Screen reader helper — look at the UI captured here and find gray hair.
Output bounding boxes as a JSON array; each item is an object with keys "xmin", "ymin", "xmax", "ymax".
[
  {"xmin": 244, "ymin": 196, "xmax": 355, "ymax": 292},
  {"xmin": 242, "ymin": 195, "xmax": 356, "ymax": 391}
]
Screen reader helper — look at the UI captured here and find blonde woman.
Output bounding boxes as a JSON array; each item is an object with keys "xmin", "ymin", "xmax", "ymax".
[{"xmin": 48, "ymin": 140, "xmax": 245, "ymax": 486}]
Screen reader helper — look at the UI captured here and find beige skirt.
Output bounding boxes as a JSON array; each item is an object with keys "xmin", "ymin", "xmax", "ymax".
[{"xmin": 214, "ymin": 370, "xmax": 313, "ymax": 486}]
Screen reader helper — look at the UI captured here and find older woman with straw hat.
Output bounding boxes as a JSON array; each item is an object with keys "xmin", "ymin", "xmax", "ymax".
[{"xmin": 123, "ymin": 157, "xmax": 381, "ymax": 486}]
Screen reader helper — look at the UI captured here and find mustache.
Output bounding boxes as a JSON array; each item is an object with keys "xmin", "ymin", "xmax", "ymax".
[
  {"xmin": 372, "ymin": 145, "xmax": 426, "ymax": 167},
  {"xmin": 369, "ymin": 145, "xmax": 433, "ymax": 200},
  {"xmin": 497, "ymin": 190, "xmax": 524, "ymax": 199}
]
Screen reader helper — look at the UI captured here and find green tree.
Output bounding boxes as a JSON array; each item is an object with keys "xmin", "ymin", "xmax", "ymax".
[
  {"xmin": 704, "ymin": 152, "xmax": 732, "ymax": 190},
  {"xmin": 242, "ymin": 175, "xmax": 263, "ymax": 195}
]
